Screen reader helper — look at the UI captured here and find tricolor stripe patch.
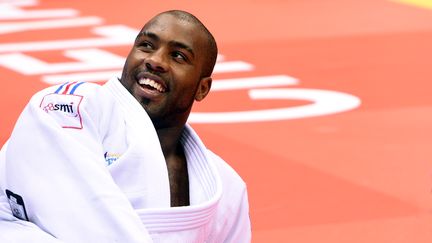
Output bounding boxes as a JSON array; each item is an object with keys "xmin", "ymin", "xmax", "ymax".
[{"xmin": 54, "ymin": 81, "xmax": 85, "ymax": 95}]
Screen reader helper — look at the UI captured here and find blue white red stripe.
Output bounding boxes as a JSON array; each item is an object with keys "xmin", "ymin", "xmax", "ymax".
[{"xmin": 54, "ymin": 81, "xmax": 85, "ymax": 95}]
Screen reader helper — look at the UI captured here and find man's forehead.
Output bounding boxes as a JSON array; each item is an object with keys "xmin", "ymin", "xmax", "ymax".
[
  {"xmin": 139, "ymin": 14, "xmax": 206, "ymax": 48},
  {"xmin": 142, "ymin": 13, "xmax": 193, "ymax": 33}
]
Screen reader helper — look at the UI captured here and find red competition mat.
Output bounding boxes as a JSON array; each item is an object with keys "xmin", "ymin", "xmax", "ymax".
[{"xmin": 0, "ymin": 0, "xmax": 431, "ymax": 242}]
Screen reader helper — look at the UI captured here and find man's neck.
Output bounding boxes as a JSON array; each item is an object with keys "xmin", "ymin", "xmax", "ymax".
[
  {"xmin": 156, "ymin": 125, "xmax": 190, "ymax": 207},
  {"xmin": 156, "ymin": 125, "xmax": 184, "ymax": 158}
]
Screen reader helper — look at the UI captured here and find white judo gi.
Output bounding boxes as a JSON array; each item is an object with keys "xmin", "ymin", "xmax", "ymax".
[{"xmin": 0, "ymin": 78, "xmax": 251, "ymax": 243}]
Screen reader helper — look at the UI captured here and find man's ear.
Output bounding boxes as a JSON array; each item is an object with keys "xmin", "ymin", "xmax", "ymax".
[{"xmin": 195, "ymin": 77, "xmax": 212, "ymax": 101}]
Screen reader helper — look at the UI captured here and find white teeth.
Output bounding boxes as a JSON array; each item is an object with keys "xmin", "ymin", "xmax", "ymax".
[{"xmin": 138, "ymin": 78, "xmax": 165, "ymax": 92}]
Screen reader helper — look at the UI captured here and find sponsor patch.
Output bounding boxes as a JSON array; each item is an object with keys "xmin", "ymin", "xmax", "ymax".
[
  {"xmin": 39, "ymin": 81, "xmax": 86, "ymax": 129},
  {"xmin": 40, "ymin": 93, "xmax": 83, "ymax": 129}
]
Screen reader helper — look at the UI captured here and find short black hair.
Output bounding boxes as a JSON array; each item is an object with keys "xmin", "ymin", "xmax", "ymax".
[{"xmin": 158, "ymin": 10, "xmax": 218, "ymax": 78}]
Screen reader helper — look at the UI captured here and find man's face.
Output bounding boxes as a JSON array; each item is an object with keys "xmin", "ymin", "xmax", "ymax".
[{"xmin": 120, "ymin": 13, "xmax": 211, "ymax": 128}]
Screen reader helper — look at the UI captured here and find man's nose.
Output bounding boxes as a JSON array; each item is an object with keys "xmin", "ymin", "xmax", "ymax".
[{"xmin": 145, "ymin": 49, "xmax": 168, "ymax": 72}]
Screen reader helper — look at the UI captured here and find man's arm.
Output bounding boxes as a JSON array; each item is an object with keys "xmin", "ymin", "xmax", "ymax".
[{"xmin": 0, "ymin": 83, "xmax": 152, "ymax": 242}]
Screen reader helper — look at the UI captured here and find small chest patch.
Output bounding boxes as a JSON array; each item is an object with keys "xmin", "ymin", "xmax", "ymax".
[{"xmin": 104, "ymin": 152, "xmax": 121, "ymax": 166}]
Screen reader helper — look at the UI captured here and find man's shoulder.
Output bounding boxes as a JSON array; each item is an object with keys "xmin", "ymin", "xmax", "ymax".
[
  {"xmin": 33, "ymin": 81, "xmax": 102, "ymax": 100},
  {"xmin": 25, "ymin": 81, "xmax": 117, "ymax": 130},
  {"xmin": 207, "ymin": 150, "xmax": 247, "ymax": 189},
  {"xmin": 30, "ymin": 81, "xmax": 113, "ymax": 112}
]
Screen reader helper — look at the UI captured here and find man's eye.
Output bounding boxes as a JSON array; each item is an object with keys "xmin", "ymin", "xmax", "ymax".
[
  {"xmin": 172, "ymin": 51, "xmax": 187, "ymax": 62},
  {"xmin": 138, "ymin": 41, "xmax": 153, "ymax": 50}
]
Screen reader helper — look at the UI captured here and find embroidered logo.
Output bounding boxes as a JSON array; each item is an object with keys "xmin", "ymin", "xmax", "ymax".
[
  {"xmin": 39, "ymin": 82, "xmax": 85, "ymax": 129},
  {"xmin": 104, "ymin": 152, "xmax": 122, "ymax": 166},
  {"xmin": 42, "ymin": 102, "xmax": 76, "ymax": 114}
]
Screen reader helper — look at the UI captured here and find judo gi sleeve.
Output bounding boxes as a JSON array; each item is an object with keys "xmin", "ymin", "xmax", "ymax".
[
  {"xmin": 0, "ymin": 83, "xmax": 153, "ymax": 243},
  {"xmin": 223, "ymin": 186, "xmax": 252, "ymax": 242}
]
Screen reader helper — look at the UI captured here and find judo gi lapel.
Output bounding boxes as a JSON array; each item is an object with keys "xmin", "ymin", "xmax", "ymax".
[
  {"xmin": 134, "ymin": 125, "xmax": 223, "ymax": 239},
  {"xmin": 103, "ymin": 77, "xmax": 171, "ymax": 208},
  {"xmin": 180, "ymin": 124, "xmax": 223, "ymax": 205}
]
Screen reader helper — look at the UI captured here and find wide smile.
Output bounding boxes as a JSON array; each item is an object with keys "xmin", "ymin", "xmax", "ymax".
[
  {"xmin": 138, "ymin": 78, "xmax": 166, "ymax": 93},
  {"xmin": 134, "ymin": 72, "xmax": 169, "ymax": 99}
]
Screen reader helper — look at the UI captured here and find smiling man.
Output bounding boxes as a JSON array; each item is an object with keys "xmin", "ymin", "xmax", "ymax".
[
  {"xmin": 120, "ymin": 12, "xmax": 218, "ymax": 208},
  {"xmin": 0, "ymin": 10, "xmax": 251, "ymax": 243}
]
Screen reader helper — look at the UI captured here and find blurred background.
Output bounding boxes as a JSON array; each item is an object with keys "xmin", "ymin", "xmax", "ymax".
[{"xmin": 0, "ymin": 0, "xmax": 431, "ymax": 242}]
